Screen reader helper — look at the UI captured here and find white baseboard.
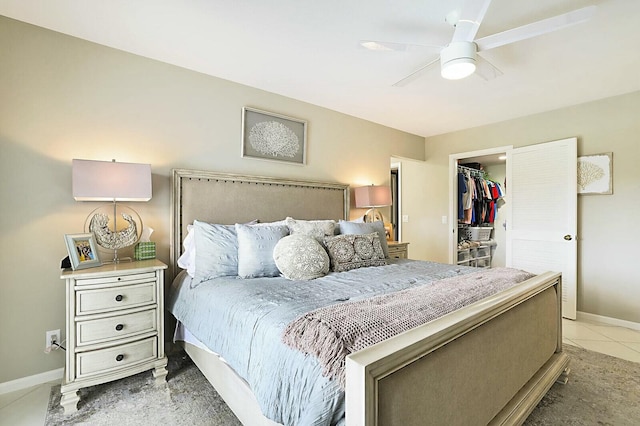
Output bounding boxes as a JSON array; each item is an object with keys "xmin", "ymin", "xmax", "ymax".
[
  {"xmin": 576, "ymin": 311, "xmax": 640, "ymax": 331},
  {"xmin": 0, "ymin": 368, "xmax": 63, "ymax": 395}
]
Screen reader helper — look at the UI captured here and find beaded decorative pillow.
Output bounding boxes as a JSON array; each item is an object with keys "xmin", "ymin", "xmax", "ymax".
[
  {"xmin": 338, "ymin": 220, "xmax": 390, "ymax": 258},
  {"xmin": 324, "ymin": 232, "xmax": 386, "ymax": 272}
]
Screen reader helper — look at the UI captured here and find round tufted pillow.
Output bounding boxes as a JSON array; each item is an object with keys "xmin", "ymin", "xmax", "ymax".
[{"xmin": 273, "ymin": 234, "xmax": 330, "ymax": 280}]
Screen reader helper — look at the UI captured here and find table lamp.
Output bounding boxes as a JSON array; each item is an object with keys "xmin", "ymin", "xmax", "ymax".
[
  {"xmin": 354, "ymin": 185, "xmax": 392, "ymax": 223},
  {"xmin": 72, "ymin": 159, "xmax": 152, "ymax": 263}
]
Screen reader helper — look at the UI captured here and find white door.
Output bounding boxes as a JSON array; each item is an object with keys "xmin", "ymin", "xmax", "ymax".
[{"xmin": 506, "ymin": 138, "xmax": 577, "ymax": 319}]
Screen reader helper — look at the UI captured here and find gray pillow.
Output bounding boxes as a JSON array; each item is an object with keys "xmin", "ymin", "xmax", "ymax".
[
  {"xmin": 285, "ymin": 217, "xmax": 335, "ymax": 242},
  {"xmin": 193, "ymin": 220, "xmax": 239, "ymax": 283},
  {"xmin": 273, "ymin": 234, "xmax": 330, "ymax": 280},
  {"xmin": 236, "ymin": 223, "xmax": 289, "ymax": 278},
  {"xmin": 324, "ymin": 232, "xmax": 386, "ymax": 272},
  {"xmin": 338, "ymin": 220, "xmax": 390, "ymax": 258}
]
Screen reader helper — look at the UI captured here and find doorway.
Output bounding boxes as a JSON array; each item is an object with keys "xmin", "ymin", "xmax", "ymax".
[
  {"xmin": 448, "ymin": 146, "xmax": 512, "ymax": 265},
  {"xmin": 390, "ymin": 162, "xmax": 401, "ymax": 241}
]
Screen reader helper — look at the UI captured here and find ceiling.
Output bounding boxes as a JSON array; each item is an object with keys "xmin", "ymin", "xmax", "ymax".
[{"xmin": 2, "ymin": 0, "xmax": 639, "ymax": 137}]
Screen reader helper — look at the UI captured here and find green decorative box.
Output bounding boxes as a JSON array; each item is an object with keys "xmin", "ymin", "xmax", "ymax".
[{"xmin": 134, "ymin": 242, "xmax": 156, "ymax": 260}]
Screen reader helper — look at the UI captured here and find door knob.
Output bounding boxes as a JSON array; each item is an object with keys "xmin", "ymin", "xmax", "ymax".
[{"xmin": 564, "ymin": 235, "xmax": 572, "ymax": 241}]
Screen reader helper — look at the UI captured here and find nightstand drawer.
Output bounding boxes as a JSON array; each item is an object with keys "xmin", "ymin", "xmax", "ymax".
[
  {"xmin": 76, "ymin": 337, "xmax": 157, "ymax": 378},
  {"xmin": 76, "ymin": 309, "xmax": 157, "ymax": 347},
  {"xmin": 388, "ymin": 242, "xmax": 409, "ymax": 259},
  {"xmin": 76, "ymin": 282, "xmax": 157, "ymax": 315},
  {"xmin": 75, "ymin": 271, "xmax": 157, "ymax": 286}
]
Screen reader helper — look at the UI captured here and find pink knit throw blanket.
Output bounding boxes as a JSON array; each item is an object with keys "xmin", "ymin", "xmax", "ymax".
[{"xmin": 282, "ymin": 267, "xmax": 535, "ymax": 388}]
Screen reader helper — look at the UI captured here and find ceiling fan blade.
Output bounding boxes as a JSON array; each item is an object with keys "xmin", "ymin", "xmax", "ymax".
[
  {"xmin": 474, "ymin": 54, "xmax": 503, "ymax": 81},
  {"xmin": 359, "ymin": 40, "xmax": 441, "ymax": 52},
  {"xmin": 392, "ymin": 57, "xmax": 440, "ymax": 87},
  {"xmin": 452, "ymin": 0, "xmax": 493, "ymax": 43},
  {"xmin": 475, "ymin": 5, "xmax": 597, "ymax": 52}
]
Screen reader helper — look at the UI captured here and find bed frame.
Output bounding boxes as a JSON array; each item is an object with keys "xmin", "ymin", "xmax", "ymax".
[{"xmin": 170, "ymin": 168, "xmax": 569, "ymax": 426}]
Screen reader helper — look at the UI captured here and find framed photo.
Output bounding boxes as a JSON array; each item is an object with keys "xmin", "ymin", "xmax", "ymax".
[
  {"xmin": 578, "ymin": 153, "xmax": 613, "ymax": 195},
  {"xmin": 241, "ymin": 107, "xmax": 307, "ymax": 165},
  {"xmin": 64, "ymin": 233, "xmax": 101, "ymax": 270}
]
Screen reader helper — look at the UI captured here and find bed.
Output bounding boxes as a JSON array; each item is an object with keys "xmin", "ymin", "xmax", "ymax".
[{"xmin": 167, "ymin": 168, "xmax": 569, "ymax": 426}]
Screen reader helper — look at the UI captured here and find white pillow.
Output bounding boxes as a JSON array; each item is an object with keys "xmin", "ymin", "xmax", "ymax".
[
  {"xmin": 273, "ymin": 234, "xmax": 330, "ymax": 280},
  {"xmin": 177, "ymin": 224, "xmax": 196, "ymax": 277}
]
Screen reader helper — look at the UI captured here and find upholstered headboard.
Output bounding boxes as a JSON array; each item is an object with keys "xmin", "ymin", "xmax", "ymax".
[{"xmin": 170, "ymin": 169, "xmax": 350, "ymax": 275}]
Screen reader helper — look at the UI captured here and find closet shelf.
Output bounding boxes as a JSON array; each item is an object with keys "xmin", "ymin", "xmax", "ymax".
[{"xmin": 457, "ymin": 244, "xmax": 492, "ymax": 268}]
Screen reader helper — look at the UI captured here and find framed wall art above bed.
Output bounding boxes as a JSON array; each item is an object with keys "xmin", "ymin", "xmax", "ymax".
[{"xmin": 241, "ymin": 107, "xmax": 307, "ymax": 165}]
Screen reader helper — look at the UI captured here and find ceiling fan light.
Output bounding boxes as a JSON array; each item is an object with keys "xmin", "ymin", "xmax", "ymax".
[
  {"xmin": 441, "ymin": 59, "xmax": 476, "ymax": 80},
  {"xmin": 440, "ymin": 41, "xmax": 477, "ymax": 80}
]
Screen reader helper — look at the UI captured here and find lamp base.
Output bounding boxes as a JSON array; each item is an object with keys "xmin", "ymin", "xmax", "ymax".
[
  {"xmin": 363, "ymin": 208, "xmax": 385, "ymax": 223},
  {"xmin": 102, "ymin": 254, "xmax": 134, "ymax": 264},
  {"xmin": 84, "ymin": 203, "xmax": 143, "ymax": 263}
]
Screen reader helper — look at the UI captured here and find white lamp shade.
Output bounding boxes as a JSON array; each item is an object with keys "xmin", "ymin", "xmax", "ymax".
[
  {"xmin": 354, "ymin": 185, "xmax": 392, "ymax": 208},
  {"xmin": 72, "ymin": 159, "xmax": 152, "ymax": 202}
]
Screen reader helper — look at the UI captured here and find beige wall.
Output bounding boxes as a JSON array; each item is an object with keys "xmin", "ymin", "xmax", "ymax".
[
  {"xmin": 423, "ymin": 91, "xmax": 640, "ymax": 324},
  {"xmin": 391, "ymin": 156, "xmax": 450, "ymax": 263},
  {"xmin": 0, "ymin": 17, "xmax": 425, "ymax": 383}
]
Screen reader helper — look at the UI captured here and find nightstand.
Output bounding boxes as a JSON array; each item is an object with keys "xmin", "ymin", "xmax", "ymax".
[
  {"xmin": 387, "ymin": 241, "xmax": 409, "ymax": 259},
  {"xmin": 59, "ymin": 259, "xmax": 168, "ymax": 414}
]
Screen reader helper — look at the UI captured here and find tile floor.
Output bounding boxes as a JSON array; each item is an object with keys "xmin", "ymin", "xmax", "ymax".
[
  {"xmin": 562, "ymin": 318, "xmax": 640, "ymax": 363},
  {"xmin": 1, "ymin": 318, "xmax": 639, "ymax": 426}
]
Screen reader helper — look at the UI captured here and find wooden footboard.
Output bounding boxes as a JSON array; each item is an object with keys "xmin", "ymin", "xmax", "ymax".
[{"xmin": 345, "ymin": 272, "xmax": 568, "ymax": 426}]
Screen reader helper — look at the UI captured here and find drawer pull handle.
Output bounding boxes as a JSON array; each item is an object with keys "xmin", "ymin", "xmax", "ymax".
[
  {"xmin": 116, "ymin": 354, "xmax": 124, "ymax": 362},
  {"xmin": 115, "ymin": 295, "xmax": 124, "ymax": 302},
  {"xmin": 115, "ymin": 324, "xmax": 124, "ymax": 331}
]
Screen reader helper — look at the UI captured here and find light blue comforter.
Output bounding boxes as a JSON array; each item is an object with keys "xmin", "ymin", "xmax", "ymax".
[{"xmin": 167, "ymin": 259, "xmax": 476, "ymax": 426}]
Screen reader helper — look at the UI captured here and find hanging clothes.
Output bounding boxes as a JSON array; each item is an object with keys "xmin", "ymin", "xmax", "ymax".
[
  {"xmin": 463, "ymin": 172, "xmax": 474, "ymax": 224},
  {"xmin": 488, "ymin": 181, "xmax": 501, "ymax": 223},
  {"xmin": 473, "ymin": 176, "xmax": 485, "ymax": 225},
  {"xmin": 458, "ymin": 165, "xmax": 505, "ymax": 226},
  {"xmin": 457, "ymin": 172, "xmax": 467, "ymax": 220}
]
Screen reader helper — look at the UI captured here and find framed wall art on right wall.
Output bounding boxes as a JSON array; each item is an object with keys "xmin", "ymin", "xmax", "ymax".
[{"xmin": 578, "ymin": 152, "xmax": 612, "ymax": 195}]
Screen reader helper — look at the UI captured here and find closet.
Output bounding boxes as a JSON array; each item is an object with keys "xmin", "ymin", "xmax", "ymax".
[
  {"xmin": 455, "ymin": 160, "xmax": 506, "ymax": 269},
  {"xmin": 448, "ymin": 139, "xmax": 577, "ymax": 318}
]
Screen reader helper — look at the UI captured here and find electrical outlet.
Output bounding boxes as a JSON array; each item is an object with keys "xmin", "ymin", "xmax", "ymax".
[{"xmin": 45, "ymin": 329, "xmax": 60, "ymax": 351}]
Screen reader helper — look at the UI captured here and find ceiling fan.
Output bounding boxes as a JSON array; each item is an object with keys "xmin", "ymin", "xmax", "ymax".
[{"xmin": 360, "ymin": 1, "xmax": 596, "ymax": 86}]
